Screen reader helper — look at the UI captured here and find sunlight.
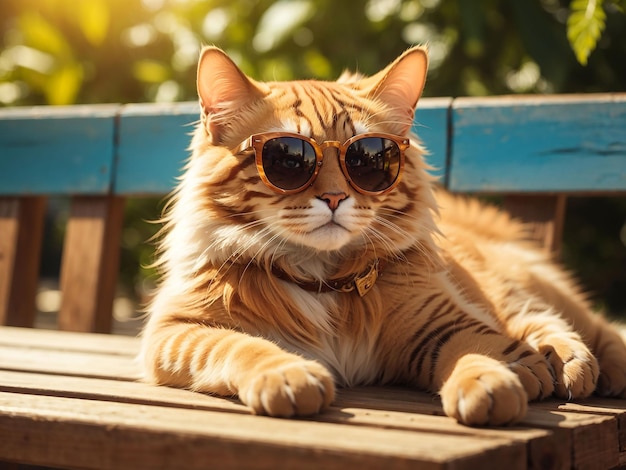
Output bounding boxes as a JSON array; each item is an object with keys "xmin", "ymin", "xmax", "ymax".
[{"xmin": 253, "ymin": 0, "xmax": 315, "ymax": 53}]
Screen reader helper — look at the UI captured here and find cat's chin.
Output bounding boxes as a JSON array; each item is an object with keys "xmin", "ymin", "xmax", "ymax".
[{"xmin": 290, "ymin": 223, "xmax": 355, "ymax": 252}]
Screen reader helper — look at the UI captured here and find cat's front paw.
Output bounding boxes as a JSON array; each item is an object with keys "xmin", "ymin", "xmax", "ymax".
[
  {"xmin": 240, "ymin": 360, "xmax": 335, "ymax": 417},
  {"xmin": 508, "ymin": 349, "xmax": 554, "ymax": 400},
  {"xmin": 440, "ymin": 355, "xmax": 528, "ymax": 426},
  {"xmin": 538, "ymin": 337, "xmax": 598, "ymax": 399}
]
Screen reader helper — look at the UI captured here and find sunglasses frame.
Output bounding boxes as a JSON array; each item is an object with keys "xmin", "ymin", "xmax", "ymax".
[{"xmin": 233, "ymin": 132, "xmax": 409, "ymax": 196}]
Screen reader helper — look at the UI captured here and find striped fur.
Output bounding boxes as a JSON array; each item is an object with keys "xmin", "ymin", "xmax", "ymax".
[{"xmin": 141, "ymin": 46, "xmax": 626, "ymax": 425}]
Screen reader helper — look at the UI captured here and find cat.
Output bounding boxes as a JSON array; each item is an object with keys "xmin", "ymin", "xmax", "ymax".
[{"xmin": 140, "ymin": 45, "xmax": 626, "ymax": 426}]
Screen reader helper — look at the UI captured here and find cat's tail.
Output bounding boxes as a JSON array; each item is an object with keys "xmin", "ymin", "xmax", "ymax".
[{"xmin": 434, "ymin": 188, "xmax": 528, "ymax": 243}]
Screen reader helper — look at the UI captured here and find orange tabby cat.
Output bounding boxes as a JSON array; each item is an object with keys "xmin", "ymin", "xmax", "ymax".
[{"xmin": 141, "ymin": 46, "xmax": 626, "ymax": 425}]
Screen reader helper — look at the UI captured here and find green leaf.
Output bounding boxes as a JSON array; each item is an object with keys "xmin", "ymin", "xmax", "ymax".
[
  {"xmin": 18, "ymin": 12, "xmax": 72, "ymax": 58},
  {"xmin": 132, "ymin": 60, "xmax": 171, "ymax": 83},
  {"xmin": 77, "ymin": 0, "xmax": 110, "ymax": 47},
  {"xmin": 567, "ymin": 0, "xmax": 607, "ymax": 65},
  {"xmin": 45, "ymin": 62, "xmax": 84, "ymax": 105}
]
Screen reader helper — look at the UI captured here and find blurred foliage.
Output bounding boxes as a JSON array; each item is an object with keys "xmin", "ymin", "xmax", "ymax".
[
  {"xmin": 2, "ymin": 0, "xmax": 626, "ymax": 106},
  {"xmin": 0, "ymin": 0, "xmax": 625, "ymax": 314}
]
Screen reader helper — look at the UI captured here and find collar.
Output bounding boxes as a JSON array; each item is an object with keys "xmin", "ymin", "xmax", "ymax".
[{"xmin": 271, "ymin": 259, "xmax": 383, "ymax": 297}]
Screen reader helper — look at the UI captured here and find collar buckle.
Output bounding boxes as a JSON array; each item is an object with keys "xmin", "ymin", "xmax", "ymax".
[{"xmin": 353, "ymin": 259, "xmax": 379, "ymax": 297}]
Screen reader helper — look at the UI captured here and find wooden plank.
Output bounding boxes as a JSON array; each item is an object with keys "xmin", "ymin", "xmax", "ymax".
[
  {"xmin": 338, "ymin": 387, "xmax": 626, "ymax": 469},
  {"xmin": 0, "ymin": 105, "xmax": 118, "ymax": 195},
  {"xmin": 115, "ymin": 102, "xmax": 198, "ymax": 195},
  {"xmin": 0, "ymin": 392, "xmax": 526, "ymax": 470},
  {"xmin": 8, "ymin": 363, "xmax": 622, "ymax": 470},
  {"xmin": 523, "ymin": 407, "xmax": 619, "ymax": 469},
  {"xmin": 0, "ymin": 197, "xmax": 46, "ymax": 327},
  {"xmin": 448, "ymin": 93, "xmax": 626, "ymax": 193},
  {"xmin": 1, "ymin": 370, "xmax": 559, "ymax": 468},
  {"xmin": 58, "ymin": 196, "xmax": 125, "ymax": 333},
  {"xmin": 503, "ymin": 194, "xmax": 567, "ymax": 254},
  {"xmin": 413, "ymin": 97, "xmax": 452, "ymax": 180},
  {"xmin": 0, "ymin": 370, "xmax": 247, "ymax": 413},
  {"xmin": 531, "ymin": 398, "xmax": 626, "ymax": 452},
  {"xmin": 2, "ymin": 327, "xmax": 623, "ymax": 470},
  {"xmin": 0, "ymin": 326, "xmax": 139, "ymax": 356},
  {"xmin": 0, "ymin": 345, "xmax": 140, "ymax": 380},
  {"xmin": 0, "ymin": 369, "xmax": 548, "ymax": 441}
]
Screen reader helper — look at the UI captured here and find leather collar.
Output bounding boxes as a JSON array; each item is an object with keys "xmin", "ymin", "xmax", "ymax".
[{"xmin": 271, "ymin": 259, "xmax": 383, "ymax": 297}]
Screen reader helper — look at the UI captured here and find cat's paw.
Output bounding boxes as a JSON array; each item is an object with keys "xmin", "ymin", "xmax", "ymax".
[
  {"xmin": 440, "ymin": 355, "xmax": 528, "ymax": 426},
  {"xmin": 594, "ymin": 330, "xmax": 626, "ymax": 397},
  {"xmin": 538, "ymin": 337, "xmax": 598, "ymax": 399},
  {"xmin": 240, "ymin": 360, "xmax": 335, "ymax": 417},
  {"xmin": 508, "ymin": 350, "xmax": 555, "ymax": 400},
  {"xmin": 597, "ymin": 360, "xmax": 626, "ymax": 398}
]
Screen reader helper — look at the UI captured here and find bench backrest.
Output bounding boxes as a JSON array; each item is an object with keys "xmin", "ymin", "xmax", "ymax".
[{"xmin": 1, "ymin": 94, "xmax": 625, "ymax": 332}]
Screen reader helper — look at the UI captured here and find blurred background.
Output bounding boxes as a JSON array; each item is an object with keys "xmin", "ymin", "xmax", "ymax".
[{"xmin": 1, "ymin": 0, "xmax": 625, "ymax": 331}]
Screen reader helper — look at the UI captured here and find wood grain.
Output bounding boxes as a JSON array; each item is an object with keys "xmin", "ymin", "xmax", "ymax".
[
  {"xmin": 2, "ymin": 328, "xmax": 626, "ymax": 469},
  {"xmin": 1, "ymin": 96, "xmax": 624, "ymax": 196},
  {"xmin": 115, "ymin": 102, "xmax": 199, "ymax": 195},
  {"xmin": 0, "ymin": 391, "xmax": 527, "ymax": 470},
  {"xmin": 448, "ymin": 94, "xmax": 626, "ymax": 193},
  {"xmin": 0, "ymin": 326, "xmax": 139, "ymax": 355},
  {"xmin": 0, "ymin": 105, "xmax": 117, "ymax": 195},
  {"xmin": 0, "ymin": 197, "xmax": 46, "ymax": 327},
  {"xmin": 58, "ymin": 196, "xmax": 125, "ymax": 333}
]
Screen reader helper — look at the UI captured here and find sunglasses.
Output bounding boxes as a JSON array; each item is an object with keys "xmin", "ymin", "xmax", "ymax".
[{"xmin": 233, "ymin": 132, "xmax": 409, "ymax": 195}]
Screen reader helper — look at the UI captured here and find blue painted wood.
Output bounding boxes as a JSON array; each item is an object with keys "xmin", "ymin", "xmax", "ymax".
[
  {"xmin": 413, "ymin": 97, "xmax": 451, "ymax": 181},
  {"xmin": 1, "ymin": 94, "xmax": 625, "ymax": 196},
  {"xmin": 115, "ymin": 102, "xmax": 199, "ymax": 195},
  {"xmin": 448, "ymin": 94, "xmax": 626, "ymax": 193},
  {"xmin": 0, "ymin": 105, "xmax": 117, "ymax": 195},
  {"xmin": 115, "ymin": 99, "xmax": 450, "ymax": 194}
]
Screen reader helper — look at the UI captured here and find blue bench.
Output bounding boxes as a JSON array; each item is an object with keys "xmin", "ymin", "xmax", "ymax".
[
  {"xmin": 0, "ymin": 93, "xmax": 625, "ymax": 332},
  {"xmin": 1, "ymin": 94, "xmax": 626, "ymax": 470}
]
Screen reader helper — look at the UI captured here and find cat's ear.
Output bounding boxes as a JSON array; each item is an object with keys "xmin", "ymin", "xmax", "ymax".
[
  {"xmin": 197, "ymin": 46, "xmax": 269, "ymax": 143},
  {"xmin": 361, "ymin": 46, "xmax": 428, "ymax": 135}
]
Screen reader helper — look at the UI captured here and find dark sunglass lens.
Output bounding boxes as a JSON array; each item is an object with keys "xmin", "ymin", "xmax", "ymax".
[
  {"xmin": 345, "ymin": 138, "xmax": 401, "ymax": 192},
  {"xmin": 262, "ymin": 137, "xmax": 317, "ymax": 190}
]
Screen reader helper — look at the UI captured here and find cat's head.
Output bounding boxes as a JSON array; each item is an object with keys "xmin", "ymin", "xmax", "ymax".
[{"xmin": 183, "ymin": 46, "xmax": 437, "ymax": 269}]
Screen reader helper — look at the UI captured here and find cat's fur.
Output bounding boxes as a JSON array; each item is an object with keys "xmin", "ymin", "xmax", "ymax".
[{"xmin": 141, "ymin": 46, "xmax": 626, "ymax": 425}]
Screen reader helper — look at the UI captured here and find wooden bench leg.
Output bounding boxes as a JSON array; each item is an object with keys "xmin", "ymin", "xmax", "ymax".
[
  {"xmin": 59, "ymin": 196, "xmax": 125, "ymax": 333},
  {"xmin": 0, "ymin": 196, "xmax": 46, "ymax": 327},
  {"xmin": 503, "ymin": 194, "xmax": 567, "ymax": 256}
]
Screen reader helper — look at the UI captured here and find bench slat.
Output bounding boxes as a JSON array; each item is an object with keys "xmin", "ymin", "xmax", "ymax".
[
  {"xmin": 0, "ymin": 325, "xmax": 138, "ymax": 355},
  {"xmin": 1, "ymin": 369, "xmax": 560, "ymax": 469},
  {"xmin": 0, "ymin": 105, "xmax": 117, "ymax": 195},
  {"xmin": 449, "ymin": 94, "xmax": 626, "ymax": 193},
  {"xmin": 0, "ymin": 197, "xmax": 46, "ymax": 327},
  {"xmin": 0, "ymin": 369, "xmax": 553, "ymax": 453},
  {"xmin": 1, "ymin": 95, "xmax": 624, "ymax": 196},
  {"xmin": 413, "ymin": 97, "xmax": 452, "ymax": 179},
  {"xmin": 0, "ymin": 345, "xmax": 140, "ymax": 380},
  {"xmin": 58, "ymin": 196, "xmax": 125, "ymax": 333},
  {"xmin": 0, "ymin": 391, "xmax": 527, "ymax": 470},
  {"xmin": 112, "ymin": 98, "xmax": 453, "ymax": 195},
  {"xmin": 114, "ymin": 102, "xmax": 199, "ymax": 195}
]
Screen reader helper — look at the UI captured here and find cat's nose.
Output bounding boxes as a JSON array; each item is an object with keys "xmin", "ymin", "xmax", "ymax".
[{"xmin": 318, "ymin": 192, "xmax": 348, "ymax": 211}]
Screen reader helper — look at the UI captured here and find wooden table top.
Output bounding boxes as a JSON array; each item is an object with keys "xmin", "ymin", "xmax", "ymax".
[{"xmin": 1, "ymin": 325, "xmax": 625, "ymax": 470}]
